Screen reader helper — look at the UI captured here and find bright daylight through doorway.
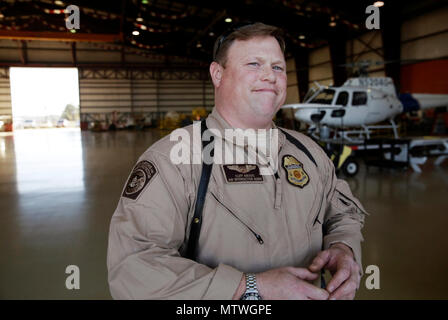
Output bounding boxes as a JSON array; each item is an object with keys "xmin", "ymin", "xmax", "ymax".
[{"xmin": 9, "ymin": 67, "xmax": 80, "ymax": 130}]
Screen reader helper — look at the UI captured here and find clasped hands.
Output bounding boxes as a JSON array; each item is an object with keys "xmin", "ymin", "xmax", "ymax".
[{"xmin": 255, "ymin": 243, "xmax": 361, "ymax": 300}]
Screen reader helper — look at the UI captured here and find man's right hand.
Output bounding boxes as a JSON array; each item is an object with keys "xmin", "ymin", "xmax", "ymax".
[{"xmin": 256, "ymin": 267, "xmax": 329, "ymax": 300}]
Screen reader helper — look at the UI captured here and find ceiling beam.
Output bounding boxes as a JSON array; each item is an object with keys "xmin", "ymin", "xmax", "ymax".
[{"xmin": 0, "ymin": 31, "xmax": 122, "ymax": 42}]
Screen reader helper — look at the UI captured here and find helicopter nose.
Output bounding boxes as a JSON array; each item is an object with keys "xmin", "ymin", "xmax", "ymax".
[
  {"xmin": 295, "ymin": 109, "xmax": 326, "ymax": 124},
  {"xmin": 310, "ymin": 111, "xmax": 326, "ymax": 123},
  {"xmin": 295, "ymin": 109, "xmax": 310, "ymax": 123}
]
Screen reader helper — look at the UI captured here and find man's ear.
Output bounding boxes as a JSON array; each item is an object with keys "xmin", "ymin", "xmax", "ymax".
[{"xmin": 210, "ymin": 61, "xmax": 223, "ymax": 88}]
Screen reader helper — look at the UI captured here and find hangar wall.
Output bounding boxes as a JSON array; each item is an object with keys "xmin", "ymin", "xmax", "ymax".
[
  {"xmin": 308, "ymin": 46, "xmax": 333, "ymax": 87},
  {"xmin": 0, "ymin": 5, "xmax": 447, "ymax": 119},
  {"xmin": 400, "ymin": 6, "xmax": 448, "ymax": 94},
  {"xmin": 0, "ymin": 68, "xmax": 11, "ymax": 115},
  {"xmin": 305, "ymin": 6, "xmax": 448, "ymax": 100},
  {"xmin": 78, "ymin": 69, "xmax": 213, "ymax": 125},
  {"xmin": 0, "ymin": 39, "xmax": 214, "ymax": 126},
  {"xmin": 285, "ymin": 58, "xmax": 299, "ymax": 104}
]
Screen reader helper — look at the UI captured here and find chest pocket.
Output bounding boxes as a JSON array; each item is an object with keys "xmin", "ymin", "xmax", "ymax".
[{"xmin": 196, "ymin": 183, "xmax": 268, "ymax": 272}]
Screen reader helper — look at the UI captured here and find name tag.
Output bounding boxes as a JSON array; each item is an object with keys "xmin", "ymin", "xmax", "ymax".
[{"xmin": 222, "ymin": 164, "xmax": 264, "ymax": 183}]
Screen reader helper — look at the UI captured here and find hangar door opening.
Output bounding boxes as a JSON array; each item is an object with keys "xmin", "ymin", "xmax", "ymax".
[{"xmin": 9, "ymin": 67, "xmax": 80, "ymax": 130}]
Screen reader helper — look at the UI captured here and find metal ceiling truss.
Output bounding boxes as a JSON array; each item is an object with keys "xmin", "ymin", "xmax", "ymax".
[{"xmin": 78, "ymin": 67, "xmax": 208, "ymax": 80}]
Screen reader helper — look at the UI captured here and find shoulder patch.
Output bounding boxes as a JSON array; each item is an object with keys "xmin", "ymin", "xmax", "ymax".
[
  {"xmin": 282, "ymin": 155, "xmax": 309, "ymax": 188},
  {"xmin": 122, "ymin": 160, "xmax": 157, "ymax": 200}
]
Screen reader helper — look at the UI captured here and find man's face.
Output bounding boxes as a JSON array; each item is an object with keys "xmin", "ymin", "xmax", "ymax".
[{"xmin": 218, "ymin": 36, "xmax": 287, "ymax": 121}]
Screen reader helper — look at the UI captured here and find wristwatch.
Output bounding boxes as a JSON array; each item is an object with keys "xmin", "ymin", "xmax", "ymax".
[{"xmin": 240, "ymin": 273, "xmax": 262, "ymax": 300}]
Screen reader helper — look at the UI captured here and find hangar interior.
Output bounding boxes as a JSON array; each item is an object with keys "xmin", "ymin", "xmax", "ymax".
[{"xmin": 0, "ymin": 0, "xmax": 447, "ymax": 299}]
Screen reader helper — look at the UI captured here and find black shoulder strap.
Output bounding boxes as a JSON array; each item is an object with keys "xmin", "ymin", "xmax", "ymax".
[
  {"xmin": 185, "ymin": 120, "xmax": 214, "ymax": 260},
  {"xmin": 279, "ymin": 128, "xmax": 318, "ymax": 167}
]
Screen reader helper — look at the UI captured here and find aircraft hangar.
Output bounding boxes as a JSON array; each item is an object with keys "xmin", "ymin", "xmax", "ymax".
[{"xmin": 0, "ymin": 0, "xmax": 447, "ymax": 300}]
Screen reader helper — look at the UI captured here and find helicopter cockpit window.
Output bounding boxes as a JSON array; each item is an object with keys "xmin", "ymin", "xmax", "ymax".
[
  {"xmin": 335, "ymin": 91, "xmax": 349, "ymax": 106},
  {"xmin": 310, "ymin": 89, "xmax": 335, "ymax": 105},
  {"xmin": 352, "ymin": 91, "xmax": 367, "ymax": 106}
]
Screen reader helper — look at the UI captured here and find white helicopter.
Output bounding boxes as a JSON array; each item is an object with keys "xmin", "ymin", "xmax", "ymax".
[{"xmin": 282, "ymin": 61, "xmax": 448, "ymax": 142}]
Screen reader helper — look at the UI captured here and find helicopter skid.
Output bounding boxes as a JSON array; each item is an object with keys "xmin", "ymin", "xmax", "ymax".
[{"xmin": 309, "ymin": 119, "xmax": 399, "ymax": 143}]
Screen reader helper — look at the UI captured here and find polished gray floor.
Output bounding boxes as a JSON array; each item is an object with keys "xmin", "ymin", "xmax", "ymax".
[{"xmin": 0, "ymin": 128, "xmax": 447, "ymax": 299}]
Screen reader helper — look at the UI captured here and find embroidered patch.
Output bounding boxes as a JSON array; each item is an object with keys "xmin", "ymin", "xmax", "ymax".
[
  {"xmin": 282, "ymin": 155, "xmax": 309, "ymax": 188},
  {"xmin": 222, "ymin": 164, "xmax": 264, "ymax": 183},
  {"xmin": 122, "ymin": 160, "xmax": 157, "ymax": 200}
]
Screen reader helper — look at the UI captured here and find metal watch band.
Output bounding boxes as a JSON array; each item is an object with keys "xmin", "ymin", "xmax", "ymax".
[
  {"xmin": 240, "ymin": 273, "xmax": 262, "ymax": 300},
  {"xmin": 245, "ymin": 273, "xmax": 258, "ymax": 293}
]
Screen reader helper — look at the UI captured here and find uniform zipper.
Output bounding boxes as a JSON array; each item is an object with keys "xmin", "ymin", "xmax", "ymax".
[
  {"xmin": 228, "ymin": 210, "xmax": 265, "ymax": 245},
  {"xmin": 312, "ymin": 192, "xmax": 324, "ymax": 226},
  {"xmin": 210, "ymin": 192, "xmax": 264, "ymax": 245}
]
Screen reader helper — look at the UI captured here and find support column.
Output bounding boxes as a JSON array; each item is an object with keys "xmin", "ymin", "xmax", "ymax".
[
  {"xmin": 381, "ymin": 2, "xmax": 401, "ymax": 92},
  {"xmin": 328, "ymin": 29, "xmax": 348, "ymax": 86},
  {"xmin": 294, "ymin": 47, "xmax": 309, "ymax": 102}
]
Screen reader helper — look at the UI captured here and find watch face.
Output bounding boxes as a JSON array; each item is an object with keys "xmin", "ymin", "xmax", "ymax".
[{"xmin": 242, "ymin": 293, "xmax": 261, "ymax": 300}]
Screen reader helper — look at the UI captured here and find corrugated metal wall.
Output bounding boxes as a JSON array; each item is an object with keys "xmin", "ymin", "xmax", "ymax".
[
  {"xmin": 309, "ymin": 46, "xmax": 333, "ymax": 87},
  {"xmin": 79, "ymin": 78, "xmax": 133, "ymax": 114},
  {"xmin": 0, "ymin": 68, "xmax": 12, "ymax": 117},
  {"xmin": 78, "ymin": 69, "xmax": 214, "ymax": 123},
  {"xmin": 157, "ymin": 79, "xmax": 214, "ymax": 112}
]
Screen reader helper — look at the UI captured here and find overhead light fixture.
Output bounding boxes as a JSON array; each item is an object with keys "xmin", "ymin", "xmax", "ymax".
[
  {"xmin": 132, "ymin": 30, "xmax": 140, "ymax": 36},
  {"xmin": 225, "ymin": 18, "xmax": 232, "ymax": 23},
  {"xmin": 54, "ymin": 0, "xmax": 64, "ymax": 5},
  {"xmin": 373, "ymin": 1, "xmax": 384, "ymax": 7},
  {"xmin": 298, "ymin": 35, "xmax": 305, "ymax": 40},
  {"xmin": 329, "ymin": 17, "xmax": 336, "ymax": 27},
  {"xmin": 136, "ymin": 17, "xmax": 144, "ymax": 22}
]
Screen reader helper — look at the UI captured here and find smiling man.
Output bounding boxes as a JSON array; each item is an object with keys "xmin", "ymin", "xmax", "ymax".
[
  {"xmin": 107, "ymin": 23, "xmax": 368, "ymax": 300},
  {"xmin": 211, "ymin": 34, "xmax": 287, "ymax": 128}
]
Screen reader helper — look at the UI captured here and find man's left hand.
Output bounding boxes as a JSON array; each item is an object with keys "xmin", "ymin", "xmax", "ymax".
[{"xmin": 308, "ymin": 243, "xmax": 361, "ymax": 300}]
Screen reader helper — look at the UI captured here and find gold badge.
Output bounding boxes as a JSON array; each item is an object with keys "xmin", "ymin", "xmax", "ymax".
[{"xmin": 282, "ymin": 155, "xmax": 309, "ymax": 188}]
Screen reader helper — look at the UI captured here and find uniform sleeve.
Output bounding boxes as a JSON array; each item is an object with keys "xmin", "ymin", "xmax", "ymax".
[
  {"xmin": 321, "ymin": 153, "xmax": 368, "ymax": 272},
  {"xmin": 107, "ymin": 151, "xmax": 243, "ymax": 300}
]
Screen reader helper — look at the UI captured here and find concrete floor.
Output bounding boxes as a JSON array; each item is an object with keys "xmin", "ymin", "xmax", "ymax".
[{"xmin": 0, "ymin": 128, "xmax": 447, "ymax": 299}]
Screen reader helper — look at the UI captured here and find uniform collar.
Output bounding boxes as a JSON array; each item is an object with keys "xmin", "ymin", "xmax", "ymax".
[{"xmin": 205, "ymin": 107, "xmax": 286, "ymax": 149}]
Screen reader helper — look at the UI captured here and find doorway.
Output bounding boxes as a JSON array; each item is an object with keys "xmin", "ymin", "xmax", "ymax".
[{"xmin": 9, "ymin": 67, "xmax": 80, "ymax": 130}]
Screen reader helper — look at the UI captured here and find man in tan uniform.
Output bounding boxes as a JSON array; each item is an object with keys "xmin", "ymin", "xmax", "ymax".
[{"xmin": 107, "ymin": 23, "xmax": 367, "ymax": 300}]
